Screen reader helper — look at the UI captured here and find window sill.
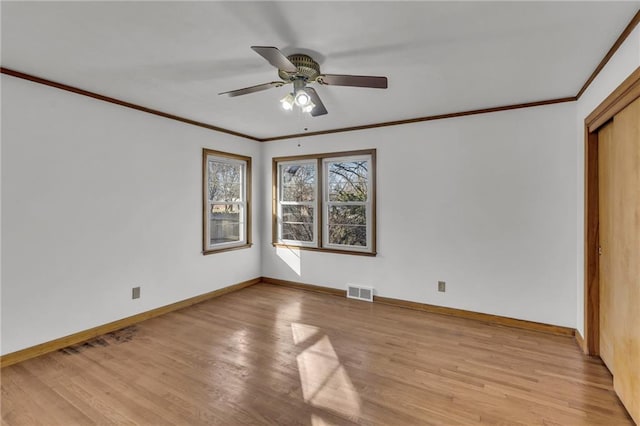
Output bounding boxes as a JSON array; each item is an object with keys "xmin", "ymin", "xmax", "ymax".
[
  {"xmin": 272, "ymin": 243, "xmax": 376, "ymax": 257},
  {"xmin": 203, "ymin": 243, "xmax": 252, "ymax": 255}
]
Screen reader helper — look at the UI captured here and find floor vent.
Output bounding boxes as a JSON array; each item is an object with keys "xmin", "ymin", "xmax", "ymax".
[{"xmin": 346, "ymin": 285, "xmax": 374, "ymax": 302}]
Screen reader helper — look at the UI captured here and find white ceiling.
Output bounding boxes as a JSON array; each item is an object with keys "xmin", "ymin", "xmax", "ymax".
[{"xmin": 2, "ymin": 1, "xmax": 639, "ymax": 139}]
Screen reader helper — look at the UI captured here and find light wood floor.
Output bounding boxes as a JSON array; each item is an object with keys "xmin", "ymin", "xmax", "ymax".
[{"xmin": 1, "ymin": 283, "xmax": 633, "ymax": 425}]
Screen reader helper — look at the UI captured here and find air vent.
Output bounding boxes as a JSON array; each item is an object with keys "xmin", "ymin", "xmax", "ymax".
[{"xmin": 346, "ymin": 285, "xmax": 374, "ymax": 302}]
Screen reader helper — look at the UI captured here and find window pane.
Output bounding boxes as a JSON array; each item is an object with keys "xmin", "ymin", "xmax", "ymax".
[
  {"xmin": 282, "ymin": 205, "xmax": 314, "ymax": 224},
  {"xmin": 328, "ymin": 225, "xmax": 367, "ymax": 247},
  {"xmin": 328, "ymin": 205, "xmax": 366, "ymax": 225},
  {"xmin": 328, "ymin": 205, "xmax": 366, "ymax": 247},
  {"xmin": 281, "ymin": 163, "xmax": 315, "ymax": 202},
  {"xmin": 209, "ymin": 204, "xmax": 242, "ymax": 245},
  {"xmin": 282, "ymin": 223, "xmax": 314, "ymax": 242},
  {"xmin": 209, "ymin": 160, "xmax": 242, "ymax": 202},
  {"xmin": 328, "ymin": 160, "xmax": 368, "ymax": 202},
  {"xmin": 282, "ymin": 205, "xmax": 314, "ymax": 242}
]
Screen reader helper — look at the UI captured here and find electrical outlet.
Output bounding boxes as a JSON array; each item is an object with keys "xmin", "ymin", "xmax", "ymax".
[
  {"xmin": 132, "ymin": 286, "xmax": 141, "ymax": 299},
  {"xmin": 438, "ymin": 281, "xmax": 446, "ymax": 292}
]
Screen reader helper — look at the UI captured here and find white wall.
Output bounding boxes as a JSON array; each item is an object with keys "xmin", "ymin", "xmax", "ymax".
[
  {"xmin": 6, "ymin": 26, "xmax": 635, "ymax": 352},
  {"xmin": 574, "ymin": 25, "xmax": 640, "ymax": 336},
  {"xmin": 261, "ymin": 102, "xmax": 578, "ymax": 328},
  {"xmin": 1, "ymin": 75, "xmax": 261, "ymax": 355}
]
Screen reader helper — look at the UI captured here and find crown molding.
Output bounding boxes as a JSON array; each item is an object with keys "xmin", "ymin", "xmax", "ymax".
[
  {"xmin": 260, "ymin": 97, "xmax": 577, "ymax": 142},
  {"xmin": 2, "ymin": 8, "xmax": 638, "ymax": 142},
  {"xmin": 576, "ymin": 9, "xmax": 640, "ymax": 100},
  {"xmin": 0, "ymin": 67, "xmax": 261, "ymax": 142},
  {"xmin": 2, "ymin": 66, "xmax": 575, "ymax": 143}
]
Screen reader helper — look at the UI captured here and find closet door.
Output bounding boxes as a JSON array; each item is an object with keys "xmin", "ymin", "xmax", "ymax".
[
  {"xmin": 611, "ymin": 96, "xmax": 639, "ymax": 424},
  {"xmin": 598, "ymin": 96, "xmax": 640, "ymax": 424}
]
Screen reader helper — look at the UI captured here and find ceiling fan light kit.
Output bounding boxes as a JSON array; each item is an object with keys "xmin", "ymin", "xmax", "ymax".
[
  {"xmin": 219, "ymin": 46, "xmax": 388, "ymax": 117},
  {"xmin": 280, "ymin": 93, "xmax": 295, "ymax": 110}
]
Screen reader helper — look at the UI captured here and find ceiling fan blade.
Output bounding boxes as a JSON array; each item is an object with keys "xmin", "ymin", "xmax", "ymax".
[
  {"xmin": 218, "ymin": 81, "xmax": 284, "ymax": 97},
  {"xmin": 304, "ymin": 87, "xmax": 328, "ymax": 117},
  {"xmin": 318, "ymin": 74, "xmax": 388, "ymax": 89},
  {"xmin": 251, "ymin": 46, "xmax": 298, "ymax": 73}
]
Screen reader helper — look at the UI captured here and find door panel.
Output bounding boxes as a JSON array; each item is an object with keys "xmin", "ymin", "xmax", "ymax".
[
  {"xmin": 597, "ymin": 121, "xmax": 614, "ymax": 372},
  {"xmin": 610, "ymin": 97, "xmax": 640, "ymax": 425}
]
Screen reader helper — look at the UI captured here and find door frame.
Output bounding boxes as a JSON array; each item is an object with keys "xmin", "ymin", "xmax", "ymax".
[{"xmin": 583, "ymin": 66, "xmax": 640, "ymax": 355}]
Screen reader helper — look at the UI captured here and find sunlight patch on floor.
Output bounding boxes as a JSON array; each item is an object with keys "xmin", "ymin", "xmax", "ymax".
[
  {"xmin": 291, "ymin": 322, "xmax": 322, "ymax": 345},
  {"xmin": 310, "ymin": 413, "xmax": 341, "ymax": 426},
  {"xmin": 292, "ymin": 323, "xmax": 361, "ymax": 420},
  {"xmin": 226, "ymin": 328, "xmax": 250, "ymax": 399}
]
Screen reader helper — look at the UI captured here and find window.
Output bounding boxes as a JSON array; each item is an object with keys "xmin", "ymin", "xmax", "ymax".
[
  {"xmin": 273, "ymin": 149, "xmax": 376, "ymax": 255},
  {"xmin": 278, "ymin": 161, "xmax": 317, "ymax": 246},
  {"xmin": 324, "ymin": 157, "xmax": 372, "ymax": 250},
  {"xmin": 203, "ymin": 149, "xmax": 251, "ymax": 254}
]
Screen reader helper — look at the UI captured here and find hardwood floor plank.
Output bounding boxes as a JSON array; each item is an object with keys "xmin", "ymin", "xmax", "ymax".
[{"xmin": 1, "ymin": 283, "xmax": 634, "ymax": 425}]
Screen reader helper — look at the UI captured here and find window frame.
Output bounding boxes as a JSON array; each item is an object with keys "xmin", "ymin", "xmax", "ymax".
[
  {"xmin": 322, "ymin": 155, "xmax": 373, "ymax": 253},
  {"xmin": 202, "ymin": 148, "xmax": 252, "ymax": 255},
  {"xmin": 276, "ymin": 159, "xmax": 318, "ymax": 248},
  {"xmin": 272, "ymin": 149, "xmax": 376, "ymax": 256}
]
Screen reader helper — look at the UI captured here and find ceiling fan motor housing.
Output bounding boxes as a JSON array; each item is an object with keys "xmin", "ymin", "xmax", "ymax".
[{"xmin": 279, "ymin": 54, "xmax": 321, "ymax": 82}]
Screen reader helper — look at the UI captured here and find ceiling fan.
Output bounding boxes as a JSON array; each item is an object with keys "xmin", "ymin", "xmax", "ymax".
[{"xmin": 219, "ymin": 46, "xmax": 388, "ymax": 117}]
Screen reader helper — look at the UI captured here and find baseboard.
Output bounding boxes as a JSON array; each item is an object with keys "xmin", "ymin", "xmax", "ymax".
[
  {"xmin": 575, "ymin": 330, "xmax": 587, "ymax": 353},
  {"xmin": 261, "ymin": 276, "xmax": 346, "ymax": 297},
  {"xmin": 0, "ymin": 277, "xmax": 261, "ymax": 368},
  {"xmin": 262, "ymin": 276, "xmax": 575, "ymax": 337},
  {"xmin": 373, "ymin": 295, "xmax": 575, "ymax": 336},
  {"xmin": 3, "ymin": 276, "xmax": 577, "ymax": 368}
]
